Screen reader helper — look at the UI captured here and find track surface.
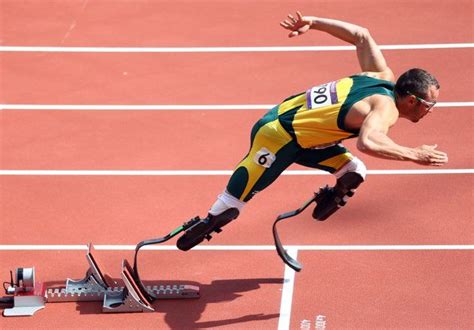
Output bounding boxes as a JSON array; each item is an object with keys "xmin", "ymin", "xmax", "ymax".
[{"xmin": 1, "ymin": 1, "xmax": 473, "ymax": 329}]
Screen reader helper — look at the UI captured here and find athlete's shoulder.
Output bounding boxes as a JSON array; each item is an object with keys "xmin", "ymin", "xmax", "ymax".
[
  {"xmin": 355, "ymin": 69, "xmax": 395, "ymax": 82},
  {"xmin": 368, "ymin": 94, "xmax": 399, "ymax": 126},
  {"xmin": 349, "ymin": 72, "xmax": 396, "ymax": 99}
]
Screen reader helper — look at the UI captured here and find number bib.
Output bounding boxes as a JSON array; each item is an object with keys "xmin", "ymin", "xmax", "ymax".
[
  {"xmin": 253, "ymin": 147, "xmax": 276, "ymax": 168},
  {"xmin": 306, "ymin": 80, "xmax": 339, "ymax": 109}
]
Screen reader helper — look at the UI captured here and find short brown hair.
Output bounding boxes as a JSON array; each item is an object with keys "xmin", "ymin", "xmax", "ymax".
[{"xmin": 394, "ymin": 68, "xmax": 440, "ymax": 99}]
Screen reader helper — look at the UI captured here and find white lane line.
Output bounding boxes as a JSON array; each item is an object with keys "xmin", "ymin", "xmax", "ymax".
[
  {"xmin": 1, "ymin": 43, "xmax": 473, "ymax": 53},
  {"xmin": 0, "ymin": 102, "xmax": 472, "ymax": 110},
  {"xmin": 0, "ymin": 104, "xmax": 275, "ymax": 110},
  {"xmin": 0, "ymin": 245, "xmax": 472, "ymax": 251},
  {"xmin": 278, "ymin": 248, "xmax": 298, "ymax": 330},
  {"xmin": 0, "ymin": 169, "xmax": 472, "ymax": 176}
]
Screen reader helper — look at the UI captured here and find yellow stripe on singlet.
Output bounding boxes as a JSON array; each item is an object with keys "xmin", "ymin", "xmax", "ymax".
[
  {"xmin": 279, "ymin": 78, "xmax": 355, "ymax": 149},
  {"xmin": 277, "ymin": 93, "xmax": 306, "ymax": 116}
]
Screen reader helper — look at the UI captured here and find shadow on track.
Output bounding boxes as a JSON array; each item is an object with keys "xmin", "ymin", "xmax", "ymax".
[
  {"xmin": 32, "ymin": 277, "xmax": 282, "ymax": 328},
  {"xmin": 156, "ymin": 278, "xmax": 282, "ymax": 329}
]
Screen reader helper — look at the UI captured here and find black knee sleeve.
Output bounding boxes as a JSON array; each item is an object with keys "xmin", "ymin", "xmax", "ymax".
[{"xmin": 312, "ymin": 172, "xmax": 364, "ymax": 221}]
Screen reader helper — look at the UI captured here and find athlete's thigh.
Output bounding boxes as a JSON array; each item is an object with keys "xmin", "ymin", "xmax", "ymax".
[
  {"xmin": 227, "ymin": 118, "xmax": 300, "ymax": 202},
  {"xmin": 295, "ymin": 143, "xmax": 353, "ymax": 173}
]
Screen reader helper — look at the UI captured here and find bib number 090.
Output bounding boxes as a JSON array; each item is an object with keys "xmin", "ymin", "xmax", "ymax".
[{"xmin": 307, "ymin": 81, "xmax": 338, "ymax": 109}]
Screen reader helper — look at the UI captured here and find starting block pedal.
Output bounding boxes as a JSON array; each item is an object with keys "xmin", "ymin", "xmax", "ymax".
[
  {"xmin": 65, "ymin": 243, "xmax": 113, "ymax": 292},
  {"xmin": 45, "ymin": 243, "xmax": 115, "ymax": 304},
  {"xmin": 102, "ymin": 258, "xmax": 199, "ymax": 313},
  {"xmin": 102, "ymin": 259, "xmax": 154, "ymax": 313},
  {"xmin": 2, "ymin": 243, "xmax": 199, "ymax": 317}
]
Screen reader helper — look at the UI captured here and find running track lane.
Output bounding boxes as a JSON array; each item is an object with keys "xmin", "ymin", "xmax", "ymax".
[
  {"xmin": 0, "ymin": 107, "xmax": 471, "ymax": 170},
  {"xmin": 1, "ymin": 0, "xmax": 472, "ymax": 46},
  {"xmin": 1, "ymin": 250, "xmax": 470, "ymax": 328},
  {"xmin": 1, "ymin": 174, "xmax": 472, "ymax": 246},
  {"xmin": 0, "ymin": 250, "xmax": 471, "ymax": 328},
  {"xmin": 292, "ymin": 250, "xmax": 473, "ymax": 329},
  {"xmin": 0, "ymin": 50, "xmax": 472, "ymax": 104}
]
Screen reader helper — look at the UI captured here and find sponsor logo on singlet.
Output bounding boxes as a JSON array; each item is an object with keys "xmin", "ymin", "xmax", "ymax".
[{"xmin": 306, "ymin": 80, "xmax": 339, "ymax": 109}]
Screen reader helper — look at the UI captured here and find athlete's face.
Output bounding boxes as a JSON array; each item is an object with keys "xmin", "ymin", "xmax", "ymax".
[{"xmin": 408, "ymin": 85, "xmax": 439, "ymax": 122}]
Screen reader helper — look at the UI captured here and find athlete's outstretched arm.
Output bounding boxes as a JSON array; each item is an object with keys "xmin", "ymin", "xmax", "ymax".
[
  {"xmin": 280, "ymin": 11, "xmax": 393, "ymax": 80},
  {"xmin": 356, "ymin": 99, "xmax": 448, "ymax": 166}
]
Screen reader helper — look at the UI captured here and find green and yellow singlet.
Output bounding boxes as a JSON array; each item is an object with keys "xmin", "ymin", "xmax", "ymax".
[{"xmin": 278, "ymin": 75, "xmax": 395, "ymax": 148}]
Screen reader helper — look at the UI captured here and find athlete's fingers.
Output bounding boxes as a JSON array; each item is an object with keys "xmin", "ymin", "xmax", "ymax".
[
  {"xmin": 288, "ymin": 14, "xmax": 297, "ymax": 23},
  {"xmin": 433, "ymin": 150, "xmax": 448, "ymax": 158},
  {"xmin": 425, "ymin": 159, "xmax": 444, "ymax": 166},
  {"xmin": 282, "ymin": 19, "xmax": 293, "ymax": 27},
  {"xmin": 430, "ymin": 155, "xmax": 447, "ymax": 162},
  {"xmin": 432, "ymin": 159, "xmax": 448, "ymax": 166},
  {"xmin": 429, "ymin": 149, "xmax": 446, "ymax": 156},
  {"xmin": 430, "ymin": 161, "xmax": 442, "ymax": 167},
  {"xmin": 280, "ymin": 21, "xmax": 291, "ymax": 29},
  {"xmin": 431, "ymin": 154, "xmax": 448, "ymax": 163},
  {"xmin": 430, "ymin": 157, "xmax": 448, "ymax": 163},
  {"xmin": 296, "ymin": 11, "xmax": 304, "ymax": 21}
]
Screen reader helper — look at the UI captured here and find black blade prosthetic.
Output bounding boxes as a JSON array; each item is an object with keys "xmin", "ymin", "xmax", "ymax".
[{"xmin": 272, "ymin": 195, "xmax": 317, "ymax": 272}]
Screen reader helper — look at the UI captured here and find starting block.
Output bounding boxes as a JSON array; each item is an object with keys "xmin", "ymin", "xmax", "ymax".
[{"xmin": 2, "ymin": 243, "xmax": 199, "ymax": 317}]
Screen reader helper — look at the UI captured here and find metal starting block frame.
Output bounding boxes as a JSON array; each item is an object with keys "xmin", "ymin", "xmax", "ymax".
[{"xmin": 3, "ymin": 243, "xmax": 200, "ymax": 317}]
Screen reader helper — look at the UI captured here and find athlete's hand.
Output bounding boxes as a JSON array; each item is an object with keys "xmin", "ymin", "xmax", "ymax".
[
  {"xmin": 280, "ymin": 11, "xmax": 313, "ymax": 38},
  {"xmin": 413, "ymin": 144, "xmax": 448, "ymax": 166}
]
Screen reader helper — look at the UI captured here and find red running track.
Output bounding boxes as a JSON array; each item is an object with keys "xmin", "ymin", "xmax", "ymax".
[
  {"xmin": 1, "ymin": 50, "xmax": 472, "ymax": 104},
  {"xmin": 1, "ymin": 108, "xmax": 472, "ymax": 170},
  {"xmin": 1, "ymin": 0, "xmax": 472, "ymax": 46},
  {"xmin": 0, "ymin": 0, "xmax": 473, "ymax": 329},
  {"xmin": 0, "ymin": 174, "xmax": 472, "ymax": 246}
]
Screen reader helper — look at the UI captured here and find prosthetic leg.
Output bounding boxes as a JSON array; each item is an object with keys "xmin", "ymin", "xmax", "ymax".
[
  {"xmin": 272, "ymin": 169, "xmax": 363, "ymax": 271},
  {"xmin": 312, "ymin": 172, "xmax": 364, "ymax": 221},
  {"xmin": 176, "ymin": 208, "xmax": 240, "ymax": 251}
]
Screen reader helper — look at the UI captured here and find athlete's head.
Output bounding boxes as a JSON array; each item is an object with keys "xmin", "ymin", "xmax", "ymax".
[{"xmin": 394, "ymin": 68, "xmax": 440, "ymax": 122}]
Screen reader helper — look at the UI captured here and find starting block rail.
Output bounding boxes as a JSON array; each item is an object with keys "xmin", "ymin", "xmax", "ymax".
[
  {"xmin": 46, "ymin": 284, "xmax": 199, "ymax": 303},
  {"xmin": 2, "ymin": 243, "xmax": 199, "ymax": 317}
]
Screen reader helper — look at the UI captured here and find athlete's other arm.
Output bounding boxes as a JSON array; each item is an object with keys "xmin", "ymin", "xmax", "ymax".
[
  {"xmin": 357, "ymin": 97, "xmax": 448, "ymax": 166},
  {"xmin": 280, "ymin": 11, "xmax": 394, "ymax": 81}
]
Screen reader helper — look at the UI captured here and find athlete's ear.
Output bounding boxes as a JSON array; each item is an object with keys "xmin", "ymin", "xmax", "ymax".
[
  {"xmin": 399, "ymin": 93, "xmax": 414, "ymax": 106},
  {"xmin": 406, "ymin": 94, "xmax": 417, "ymax": 105}
]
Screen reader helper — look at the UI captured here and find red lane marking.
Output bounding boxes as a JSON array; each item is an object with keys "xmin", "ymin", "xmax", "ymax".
[
  {"xmin": 1, "ymin": 108, "xmax": 471, "ymax": 170},
  {"xmin": 0, "ymin": 250, "xmax": 283, "ymax": 329},
  {"xmin": 292, "ymin": 250, "xmax": 473, "ymax": 329},
  {"xmin": 2, "ymin": 0, "xmax": 472, "ymax": 46},
  {"xmin": 1, "ymin": 175, "xmax": 472, "ymax": 245},
  {"xmin": 0, "ymin": 49, "xmax": 472, "ymax": 104}
]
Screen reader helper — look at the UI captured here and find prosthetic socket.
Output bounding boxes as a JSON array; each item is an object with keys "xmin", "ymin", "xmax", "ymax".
[
  {"xmin": 313, "ymin": 172, "xmax": 364, "ymax": 221},
  {"xmin": 177, "ymin": 208, "xmax": 240, "ymax": 251}
]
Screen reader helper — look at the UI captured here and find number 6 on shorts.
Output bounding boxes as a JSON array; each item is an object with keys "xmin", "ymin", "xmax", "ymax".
[{"xmin": 254, "ymin": 148, "xmax": 276, "ymax": 168}]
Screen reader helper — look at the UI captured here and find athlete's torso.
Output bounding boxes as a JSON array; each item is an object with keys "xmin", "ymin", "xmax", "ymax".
[{"xmin": 276, "ymin": 75, "xmax": 395, "ymax": 148}]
